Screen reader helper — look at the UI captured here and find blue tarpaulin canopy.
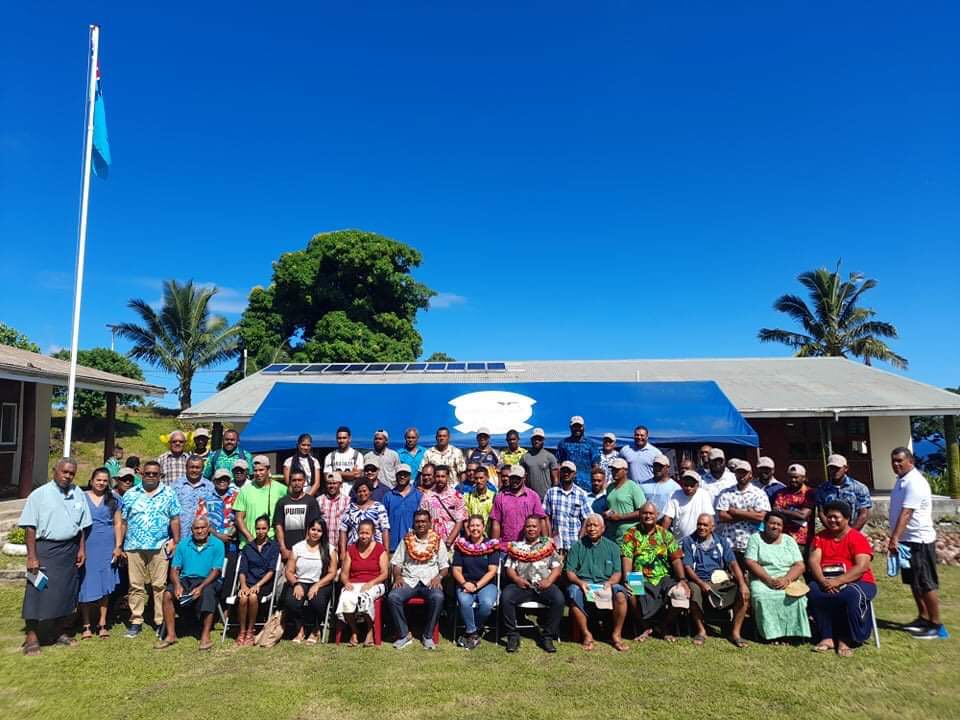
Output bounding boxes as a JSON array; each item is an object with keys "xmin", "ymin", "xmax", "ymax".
[{"xmin": 239, "ymin": 380, "xmax": 758, "ymax": 451}]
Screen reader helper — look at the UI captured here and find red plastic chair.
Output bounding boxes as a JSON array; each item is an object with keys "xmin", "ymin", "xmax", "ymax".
[
  {"xmin": 336, "ymin": 596, "xmax": 383, "ymax": 646},
  {"xmin": 404, "ymin": 596, "xmax": 442, "ymax": 644}
]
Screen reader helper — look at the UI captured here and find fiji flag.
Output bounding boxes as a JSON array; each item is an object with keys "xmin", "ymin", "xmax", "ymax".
[{"xmin": 92, "ymin": 64, "xmax": 111, "ymax": 178}]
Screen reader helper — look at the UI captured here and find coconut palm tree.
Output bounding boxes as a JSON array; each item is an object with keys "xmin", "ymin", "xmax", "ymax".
[
  {"xmin": 758, "ymin": 263, "xmax": 908, "ymax": 369},
  {"xmin": 115, "ymin": 280, "xmax": 240, "ymax": 410}
]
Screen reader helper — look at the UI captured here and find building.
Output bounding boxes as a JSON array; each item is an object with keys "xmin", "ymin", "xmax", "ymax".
[
  {"xmin": 179, "ymin": 357, "xmax": 960, "ymax": 491},
  {"xmin": 0, "ymin": 345, "xmax": 165, "ymax": 497}
]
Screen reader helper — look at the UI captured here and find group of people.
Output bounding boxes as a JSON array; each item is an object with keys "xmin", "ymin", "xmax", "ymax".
[{"xmin": 17, "ymin": 416, "xmax": 947, "ymax": 656}]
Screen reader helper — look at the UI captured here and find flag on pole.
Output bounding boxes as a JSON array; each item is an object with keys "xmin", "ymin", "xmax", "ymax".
[{"xmin": 92, "ymin": 64, "xmax": 111, "ymax": 178}]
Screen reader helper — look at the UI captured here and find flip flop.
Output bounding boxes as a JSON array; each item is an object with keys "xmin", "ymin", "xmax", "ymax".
[
  {"xmin": 730, "ymin": 637, "xmax": 748, "ymax": 649},
  {"xmin": 812, "ymin": 643, "xmax": 834, "ymax": 653},
  {"xmin": 635, "ymin": 629, "xmax": 653, "ymax": 643},
  {"xmin": 98, "ymin": 627, "xmax": 110, "ymax": 639},
  {"xmin": 55, "ymin": 634, "xmax": 78, "ymax": 647},
  {"xmin": 692, "ymin": 634, "xmax": 707, "ymax": 647},
  {"xmin": 154, "ymin": 639, "xmax": 177, "ymax": 650},
  {"xmin": 662, "ymin": 635, "xmax": 678, "ymax": 644},
  {"xmin": 305, "ymin": 634, "xmax": 319, "ymax": 646},
  {"xmin": 81, "ymin": 625, "xmax": 94, "ymax": 640},
  {"xmin": 22, "ymin": 641, "xmax": 41, "ymax": 656}
]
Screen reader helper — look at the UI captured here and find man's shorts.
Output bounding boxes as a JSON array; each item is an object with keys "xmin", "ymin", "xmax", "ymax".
[
  {"xmin": 903, "ymin": 541, "xmax": 939, "ymax": 594},
  {"xmin": 689, "ymin": 581, "xmax": 738, "ymax": 612},
  {"xmin": 167, "ymin": 576, "xmax": 222, "ymax": 615}
]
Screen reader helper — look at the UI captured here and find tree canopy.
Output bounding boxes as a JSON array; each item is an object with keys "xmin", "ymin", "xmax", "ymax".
[
  {"xmin": 0, "ymin": 322, "xmax": 40, "ymax": 353},
  {"xmin": 758, "ymin": 263, "xmax": 907, "ymax": 369},
  {"xmin": 220, "ymin": 229, "xmax": 435, "ymax": 388},
  {"xmin": 51, "ymin": 347, "xmax": 144, "ymax": 417}
]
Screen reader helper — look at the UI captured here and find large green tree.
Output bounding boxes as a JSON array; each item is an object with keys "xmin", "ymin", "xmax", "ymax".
[
  {"xmin": 0, "ymin": 322, "xmax": 40, "ymax": 353},
  {"xmin": 758, "ymin": 263, "xmax": 907, "ymax": 369},
  {"xmin": 51, "ymin": 347, "xmax": 144, "ymax": 417},
  {"xmin": 116, "ymin": 280, "xmax": 240, "ymax": 410},
  {"xmin": 220, "ymin": 229, "xmax": 435, "ymax": 388}
]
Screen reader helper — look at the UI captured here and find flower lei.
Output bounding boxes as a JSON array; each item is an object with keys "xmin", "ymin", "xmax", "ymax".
[
  {"xmin": 506, "ymin": 537, "xmax": 555, "ymax": 563},
  {"xmin": 454, "ymin": 536, "xmax": 500, "ymax": 556},
  {"xmin": 404, "ymin": 530, "xmax": 441, "ymax": 562}
]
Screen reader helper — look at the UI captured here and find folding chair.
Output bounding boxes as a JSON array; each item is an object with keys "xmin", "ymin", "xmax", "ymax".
[
  {"xmin": 450, "ymin": 557, "xmax": 501, "ymax": 646},
  {"xmin": 220, "ymin": 553, "xmax": 282, "ymax": 641},
  {"xmin": 159, "ymin": 556, "xmax": 230, "ymax": 640},
  {"xmin": 869, "ymin": 599, "xmax": 880, "ymax": 649}
]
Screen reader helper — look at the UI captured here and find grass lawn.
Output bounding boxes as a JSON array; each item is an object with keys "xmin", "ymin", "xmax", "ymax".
[{"xmin": 0, "ymin": 561, "xmax": 956, "ymax": 720}]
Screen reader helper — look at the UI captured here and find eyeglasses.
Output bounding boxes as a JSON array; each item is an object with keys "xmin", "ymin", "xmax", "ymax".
[
  {"xmin": 143, "ymin": 471, "xmax": 159, "ymax": 477},
  {"xmin": 170, "ymin": 439, "xmax": 185, "ymax": 444},
  {"xmin": 117, "ymin": 477, "xmax": 133, "ymax": 484}
]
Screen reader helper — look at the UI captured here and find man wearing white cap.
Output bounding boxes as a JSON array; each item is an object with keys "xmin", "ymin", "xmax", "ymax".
[
  {"xmin": 815, "ymin": 454, "xmax": 871, "ymax": 530},
  {"xmin": 364, "ymin": 429, "xmax": 401, "ymax": 489},
  {"xmin": 157, "ymin": 431, "xmax": 191, "ymax": 486},
  {"xmin": 192, "ymin": 428, "xmax": 210, "ymax": 459},
  {"xmin": 663, "ymin": 470, "xmax": 716, "ymax": 540},
  {"xmin": 490, "ymin": 465, "xmax": 547, "ymax": 543},
  {"xmin": 701, "ymin": 448, "xmax": 737, "ymax": 500},
  {"xmin": 544, "ymin": 460, "xmax": 592, "ymax": 552},
  {"xmin": 602, "ymin": 458, "xmax": 647, "ymax": 544},
  {"xmin": 771, "ymin": 464, "xmax": 815, "ymax": 548},
  {"xmin": 753, "ymin": 456, "xmax": 785, "ymax": 502},
  {"xmin": 555, "ymin": 416, "xmax": 600, "ymax": 492},
  {"xmin": 383, "ymin": 463, "xmax": 422, "ymax": 553},
  {"xmin": 466, "ymin": 427, "xmax": 500, "ymax": 485},
  {"xmin": 597, "ymin": 432, "xmax": 621, "ymax": 483},
  {"xmin": 233, "ymin": 455, "xmax": 286, "ymax": 548},
  {"xmin": 618, "ymin": 425, "xmax": 660, "ymax": 484},
  {"xmin": 519, "ymin": 428, "xmax": 558, "ymax": 500},
  {"xmin": 639, "ymin": 454, "xmax": 680, "ymax": 520},
  {"xmin": 715, "ymin": 460, "xmax": 770, "ymax": 561}
]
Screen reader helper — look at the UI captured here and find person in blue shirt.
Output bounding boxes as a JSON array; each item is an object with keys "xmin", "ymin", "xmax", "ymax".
[
  {"xmin": 618, "ymin": 426, "xmax": 661, "ymax": 484},
  {"xmin": 155, "ymin": 515, "xmax": 225, "ymax": 651},
  {"xmin": 398, "ymin": 427, "xmax": 427, "ymax": 476},
  {"xmin": 639, "ymin": 455, "xmax": 680, "ymax": 519},
  {"xmin": 382, "ymin": 464, "xmax": 422, "ymax": 552},
  {"xmin": 815, "ymin": 454, "xmax": 872, "ymax": 530},
  {"xmin": 555, "ymin": 415, "xmax": 600, "ymax": 492}
]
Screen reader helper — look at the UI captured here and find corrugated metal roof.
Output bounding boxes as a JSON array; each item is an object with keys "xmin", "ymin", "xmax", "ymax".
[
  {"xmin": 0, "ymin": 345, "xmax": 166, "ymax": 397},
  {"xmin": 179, "ymin": 357, "xmax": 960, "ymax": 422}
]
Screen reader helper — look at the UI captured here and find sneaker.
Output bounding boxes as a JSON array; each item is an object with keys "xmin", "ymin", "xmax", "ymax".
[
  {"xmin": 421, "ymin": 638, "xmax": 436, "ymax": 651},
  {"xmin": 541, "ymin": 637, "xmax": 557, "ymax": 654},
  {"xmin": 465, "ymin": 635, "xmax": 481, "ymax": 650},
  {"xmin": 393, "ymin": 634, "xmax": 413, "ymax": 650},
  {"xmin": 911, "ymin": 625, "xmax": 947, "ymax": 640},
  {"xmin": 506, "ymin": 635, "xmax": 520, "ymax": 653},
  {"xmin": 455, "ymin": 635, "xmax": 467, "ymax": 648},
  {"xmin": 125, "ymin": 624, "xmax": 142, "ymax": 639},
  {"xmin": 903, "ymin": 617, "xmax": 930, "ymax": 633},
  {"xmin": 938, "ymin": 625, "xmax": 951, "ymax": 639}
]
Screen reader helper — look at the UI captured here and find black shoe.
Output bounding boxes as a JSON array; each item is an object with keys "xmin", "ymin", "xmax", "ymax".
[
  {"xmin": 903, "ymin": 617, "xmax": 930, "ymax": 633},
  {"xmin": 911, "ymin": 625, "xmax": 947, "ymax": 640},
  {"xmin": 506, "ymin": 635, "xmax": 520, "ymax": 653},
  {"xmin": 541, "ymin": 637, "xmax": 557, "ymax": 654}
]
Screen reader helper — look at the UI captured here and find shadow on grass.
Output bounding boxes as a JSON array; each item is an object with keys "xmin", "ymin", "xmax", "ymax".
[{"xmin": 49, "ymin": 413, "xmax": 162, "ymax": 442}]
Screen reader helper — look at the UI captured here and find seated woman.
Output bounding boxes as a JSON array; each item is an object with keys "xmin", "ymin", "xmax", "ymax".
[
  {"xmin": 452, "ymin": 514, "xmax": 501, "ymax": 649},
  {"xmin": 283, "ymin": 517, "xmax": 337, "ymax": 645},
  {"xmin": 235, "ymin": 514, "xmax": 279, "ymax": 646},
  {"xmin": 807, "ymin": 500, "xmax": 877, "ymax": 656},
  {"xmin": 336, "ymin": 519, "xmax": 389, "ymax": 646},
  {"xmin": 744, "ymin": 511, "xmax": 811, "ymax": 643}
]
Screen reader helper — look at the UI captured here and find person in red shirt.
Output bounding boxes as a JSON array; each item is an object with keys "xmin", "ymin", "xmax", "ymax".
[
  {"xmin": 807, "ymin": 500, "xmax": 877, "ymax": 656},
  {"xmin": 772, "ymin": 464, "xmax": 816, "ymax": 552}
]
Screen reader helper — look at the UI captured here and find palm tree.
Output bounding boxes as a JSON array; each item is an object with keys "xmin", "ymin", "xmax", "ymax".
[
  {"xmin": 758, "ymin": 262, "xmax": 908, "ymax": 369},
  {"xmin": 116, "ymin": 280, "xmax": 240, "ymax": 409}
]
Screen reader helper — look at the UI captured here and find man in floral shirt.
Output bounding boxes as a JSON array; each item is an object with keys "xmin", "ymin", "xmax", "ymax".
[
  {"xmin": 715, "ymin": 460, "xmax": 771, "ymax": 563},
  {"xmin": 771, "ymin": 463, "xmax": 815, "ymax": 552}
]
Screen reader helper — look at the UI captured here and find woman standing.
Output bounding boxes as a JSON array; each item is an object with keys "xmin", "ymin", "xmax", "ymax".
[
  {"xmin": 283, "ymin": 517, "xmax": 338, "ymax": 644},
  {"xmin": 338, "ymin": 480, "xmax": 390, "ymax": 557},
  {"xmin": 743, "ymin": 512, "xmax": 811, "ymax": 643},
  {"xmin": 283, "ymin": 433, "xmax": 322, "ymax": 496},
  {"xmin": 452, "ymin": 515, "xmax": 501, "ymax": 649},
  {"xmin": 235, "ymin": 515, "xmax": 280, "ymax": 645},
  {"xmin": 79, "ymin": 467, "xmax": 122, "ymax": 639},
  {"xmin": 336, "ymin": 519, "xmax": 389, "ymax": 647}
]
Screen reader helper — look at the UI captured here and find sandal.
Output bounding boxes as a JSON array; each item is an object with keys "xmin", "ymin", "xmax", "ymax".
[
  {"xmin": 692, "ymin": 634, "xmax": 707, "ymax": 647},
  {"xmin": 837, "ymin": 646, "xmax": 854, "ymax": 658},
  {"xmin": 730, "ymin": 637, "xmax": 749, "ymax": 649},
  {"xmin": 22, "ymin": 641, "xmax": 41, "ymax": 656},
  {"xmin": 812, "ymin": 643, "xmax": 834, "ymax": 653},
  {"xmin": 154, "ymin": 638, "xmax": 178, "ymax": 650},
  {"xmin": 81, "ymin": 625, "xmax": 94, "ymax": 640},
  {"xmin": 306, "ymin": 633, "xmax": 319, "ymax": 646},
  {"xmin": 98, "ymin": 626, "xmax": 110, "ymax": 639},
  {"xmin": 55, "ymin": 634, "xmax": 78, "ymax": 647},
  {"xmin": 635, "ymin": 629, "xmax": 653, "ymax": 643}
]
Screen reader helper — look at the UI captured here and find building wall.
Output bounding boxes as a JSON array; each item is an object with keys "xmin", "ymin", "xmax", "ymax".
[
  {"xmin": 868, "ymin": 415, "xmax": 912, "ymax": 492},
  {"xmin": 0, "ymin": 379, "xmax": 21, "ymax": 494}
]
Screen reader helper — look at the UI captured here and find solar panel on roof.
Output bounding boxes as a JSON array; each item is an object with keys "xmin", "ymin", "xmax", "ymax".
[
  {"xmin": 446, "ymin": 362, "xmax": 465, "ymax": 371},
  {"xmin": 284, "ymin": 364, "xmax": 309, "ymax": 372},
  {"xmin": 324, "ymin": 364, "xmax": 349, "ymax": 373},
  {"xmin": 385, "ymin": 363, "xmax": 408, "ymax": 372},
  {"xmin": 407, "ymin": 363, "xmax": 427, "ymax": 371},
  {"xmin": 366, "ymin": 363, "xmax": 388, "ymax": 372},
  {"xmin": 302, "ymin": 364, "xmax": 329, "ymax": 373},
  {"xmin": 486, "ymin": 362, "xmax": 507, "ymax": 371},
  {"xmin": 346, "ymin": 364, "xmax": 367, "ymax": 372},
  {"xmin": 261, "ymin": 363, "xmax": 288, "ymax": 374},
  {"xmin": 426, "ymin": 363, "xmax": 446, "ymax": 371},
  {"xmin": 466, "ymin": 362, "xmax": 485, "ymax": 371}
]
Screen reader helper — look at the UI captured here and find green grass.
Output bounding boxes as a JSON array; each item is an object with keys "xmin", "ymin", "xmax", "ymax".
[{"xmin": 0, "ymin": 561, "xmax": 957, "ymax": 720}]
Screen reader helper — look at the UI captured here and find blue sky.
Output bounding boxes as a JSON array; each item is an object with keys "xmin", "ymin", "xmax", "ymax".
[{"xmin": 2, "ymin": 2, "xmax": 958, "ymax": 408}]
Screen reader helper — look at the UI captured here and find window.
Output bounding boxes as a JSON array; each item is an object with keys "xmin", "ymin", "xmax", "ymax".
[{"xmin": 0, "ymin": 403, "xmax": 16, "ymax": 445}]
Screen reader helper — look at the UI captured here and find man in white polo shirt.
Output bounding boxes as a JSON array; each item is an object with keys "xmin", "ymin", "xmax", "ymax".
[
  {"xmin": 888, "ymin": 446, "xmax": 947, "ymax": 640},
  {"xmin": 701, "ymin": 448, "xmax": 736, "ymax": 500}
]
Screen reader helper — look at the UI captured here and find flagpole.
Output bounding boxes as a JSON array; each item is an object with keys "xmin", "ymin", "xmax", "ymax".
[{"xmin": 63, "ymin": 24, "xmax": 100, "ymax": 457}]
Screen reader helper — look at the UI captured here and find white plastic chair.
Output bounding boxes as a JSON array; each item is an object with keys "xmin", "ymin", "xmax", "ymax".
[{"xmin": 450, "ymin": 558, "xmax": 501, "ymax": 645}]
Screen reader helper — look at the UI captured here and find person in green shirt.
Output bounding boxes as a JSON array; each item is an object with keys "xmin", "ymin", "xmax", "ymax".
[
  {"xmin": 233, "ymin": 455, "xmax": 285, "ymax": 547},
  {"xmin": 202, "ymin": 429, "xmax": 254, "ymax": 481},
  {"xmin": 565, "ymin": 514, "xmax": 629, "ymax": 651},
  {"xmin": 603, "ymin": 458, "xmax": 646, "ymax": 543},
  {"xmin": 105, "ymin": 445, "xmax": 123, "ymax": 478}
]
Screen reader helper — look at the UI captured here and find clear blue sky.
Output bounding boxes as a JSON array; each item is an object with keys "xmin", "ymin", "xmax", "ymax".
[{"xmin": 2, "ymin": 2, "xmax": 958, "ymax": 408}]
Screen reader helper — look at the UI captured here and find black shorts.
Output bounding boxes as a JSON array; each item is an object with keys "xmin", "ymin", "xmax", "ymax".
[{"xmin": 902, "ymin": 542, "xmax": 939, "ymax": 594}]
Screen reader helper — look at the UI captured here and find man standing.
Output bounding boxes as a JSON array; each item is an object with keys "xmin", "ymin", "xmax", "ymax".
[
  {"xmin": 771, "ymin": 464, "xmax": 815, "ymax": 549},
  {"xmin": 888, "ymin": 447, "xmax": 947, "ymax": 640},
  {"xmin": 272, "ymin": 468, "xmax": 321, "ymax": 560},
  {"xmin": 207, "ymin": 469, "xmax": 239, "ymax": 552},
  {"xmin": 423, "ymin": 427, "xmax": 467, "ymax": 483},
  {"xmin": 753, "ymin": 456, "xmax": 785, "ymax": 502},
  {"xmin": 157, "ymin": 431, "xmax": 191, "ymax": 485},
  {"xmin": 105, "ymin": 445, "xmax": 124, "ymax": 478},
  {"xmin": 639, "ymin": 454, "xmax": 680, "ymax": 520},
  {"xmin": 619, "ymin": 425, "xmax": 660, "ymax": 484},
  {"xmin": 602, "ymin": 458, "xmax": 646, "ymax": 544},
  {"xmin": 586, "ymin": 467, "xmax": 609, "ymax": 515},
  {"xmin": 383, "ymin": 464, "xmax": 422, "ymax": 553},
  {"xmin": 555, "ymin": 416, "xmax": 599, "ymax": 492},
  {"xmin": 202, "ymin": 428, "xmax": 253, "ymax": 481},
  {"xmin": 463, "ymin": 466, "xmax": 496, "ymax": 528},
  {"xmin": 597, "ymin": 432, "xmax": 621, "ymax": 483},
  {"xmin": 696, "ymin": 445, "xmax": 712, "ymax": 477},
  {"xmin": 233, "ymin": 456, "xmax": 286, "ymax": 547},
  {"xmin": 18, "ymin": 458, "xmax": 92, "ymax": 655},
  {"xmin": 500, "ymin": 429, "xmax": 527, "ymax": 468},
  {"xmin": 354, "ymin": 458, "xmax": 390, "ymax": 503},
  {"xmin": 192, "ymin": 428, "xmax": 211, "ymax": 459},
  {"xmin": 398, "ymin": 427, "xmax": 426, "ymax": 476},
  {"xmin": 231, "ymin": 459, "xmax": 249, "ymax": 488},
  {"xmin": 543, "ymin": 465, "xmax": 592, "ymax": 554},
  {"xmin": 119, "ymin": 460, "xmax": 181, "ymax": 638},
  {"xmin": 172, "ymin": 455, "xmax": 216, "ymax": 534},
  {"xmin": 365, "ymin": 429, "xmax": 401, "ymax": 489},
  {"xmin": 815, "ymin": 454, "xmax": 872, "ymax": 530},
  {"xmin": 663, "ymin": 470, "xmax": 716, "ymax": 540},
  {"xmin": 323, "ymin": 426, "xmax": 365, "ymax": 489},
  {"xmin": 701, "ymin": 448, "xmax": 737, "ymax": 500},
  {"xmin": 418, "ymin": 465, "xmax": 466, "ymax": 551},
  {"xmin": 490, "ymin": 466, "xmax": 547, "ymax": 543},
  {"xmin": 467, "ymin": 427, "xmax": 500, "ymax": 484},
  {"xmin": 715, "ymin": 461, "xmax": 770, "ymax": 564},
  {"xmin": 520, "ymin": 427, "xmax": 559, "ymax": 499},
  {"xmin": 317, "ymin": 471, "xmax": 350, "ymax": 549}
]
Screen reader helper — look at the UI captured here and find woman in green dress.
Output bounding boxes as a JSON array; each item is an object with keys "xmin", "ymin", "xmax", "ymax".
[{"xmin": 744, "ymin": 512, "xmax": 811, "ymax": 642}]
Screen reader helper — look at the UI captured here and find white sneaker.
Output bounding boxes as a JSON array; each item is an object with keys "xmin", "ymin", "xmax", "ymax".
[
  {"xmin": 393, "ymin": 634, "xmax": 413, "ymax": 649},
  {"xmin": 422, "ymin": 638, "xmax": 437, "ymax": 651}
]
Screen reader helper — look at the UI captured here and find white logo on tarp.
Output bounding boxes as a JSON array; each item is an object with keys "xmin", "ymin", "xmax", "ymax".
[{"xmin": 450, "ymin": 391, "xmax": 536, "ymax": 434}]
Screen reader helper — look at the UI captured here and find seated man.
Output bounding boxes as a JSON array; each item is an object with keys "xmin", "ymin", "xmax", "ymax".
[
  {"xmin": 565, "ymin": 514, "xmax": 629, "ymax": 652},
  {"xmin": 681, "ymin": 513, "xmax": 750, "ymax": 648},
  {"xmin": 621, "ymin": 502, "xmax": 690, "ymax": 642},
  {"xmin": 387, "ymin": 510, "xmax": 449, "ymax": 650},
  {"xmin": 501, "ymin": 515, "xmax": 565, "ymax": 654},
  {"xmin": 155, "ymin": 516, "xmax": 225, "ymax": 650}
]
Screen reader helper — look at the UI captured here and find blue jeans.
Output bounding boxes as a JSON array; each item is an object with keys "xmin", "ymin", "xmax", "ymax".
[
  {"xmin": 566, "ymin": 583, "xmax": 626, "ymax": 615},
  {"xmin": 456, "ymin": 584, "xmax": 498, "ymax": 635},
  {"xmin": 387, "ymin": 582, "xmax": 444, "ymax": 640}
]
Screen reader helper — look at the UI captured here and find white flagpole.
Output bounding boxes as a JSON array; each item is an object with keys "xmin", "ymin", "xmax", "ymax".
[{"xmin": 63, "ymin": 24, "xmax": 100, "ymax": 457}]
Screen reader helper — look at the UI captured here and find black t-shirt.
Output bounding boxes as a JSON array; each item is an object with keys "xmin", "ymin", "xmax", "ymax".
[{"xmin": 272, "ymin": 494, "xmax": 321, "ymax": 550}]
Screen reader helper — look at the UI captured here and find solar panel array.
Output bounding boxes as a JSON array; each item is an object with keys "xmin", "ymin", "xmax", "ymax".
[{"xmin": 260, "ymin": 361, "xmax": 509, "ymax": 375}]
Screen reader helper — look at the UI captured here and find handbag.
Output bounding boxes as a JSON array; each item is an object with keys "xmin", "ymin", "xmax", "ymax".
[{"xmin": 254, "ymin": 610, "xmax": 284, "ymax": 647}]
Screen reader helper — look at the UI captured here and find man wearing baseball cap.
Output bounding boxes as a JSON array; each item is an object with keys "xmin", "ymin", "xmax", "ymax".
[
  {"xmin": 382, "ymin": 463, "xmax": 422, "ymax": 552},
  {"xmin": 771, "ymin": 464, "xmax": 815, "ymax": 549},
  {"xmin": 701, "ymin": 448, "xmax": 737, "ymax": 500},
  {"xmin": 603, "ymin": 457, "xmax": 647, "ymax": 544},
  {"xmin": 555, "ymin": 416, "xmax": 600, "ymax": 493},
  {"xmin": 619, "ymin": 425, "xmax": 661, "ymax": 484},
  {"xmin": 815, "ymin": 454, "xmax": 872, "ymax": 530},
  {"xmin": 466, "ymin": 427, "xmax": 501, "ymax": 486},
  {"xmin": 639, "ymin": 454, "xmax": 680, "ymax": 520},
  {"xmin": 715, "ymin": 460, "xmax": 770, "ymax": 563},
  {"xmin": 597, "ymin": 432, "xmax": 621, "ymax": 483},
  {"xmin": 519, "ymin": 428, "xmax": 558, "ymax": 500},
  {"xmin": 233, "ymin": 455, "xmax": 286, "ymax": 548},
  {"xmin": 753, "ymin": 456, "xmax": 785, "ymax": 502},
  {"xmin": 490, "ymin": 465, "xmax": 547, "ymax": 543},
  {"xmin": 192, "ymin": 428, "xmax": 210, "ymax": 459},
  {"xmin": 663, "ymin": 470, "xmax": 716, "ymax": 540}
]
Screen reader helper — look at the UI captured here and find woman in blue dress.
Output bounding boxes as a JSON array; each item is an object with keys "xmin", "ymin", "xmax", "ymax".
[{"xmin": 79, "ymin": 467, "xmax": 122, "ymax": 639}]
